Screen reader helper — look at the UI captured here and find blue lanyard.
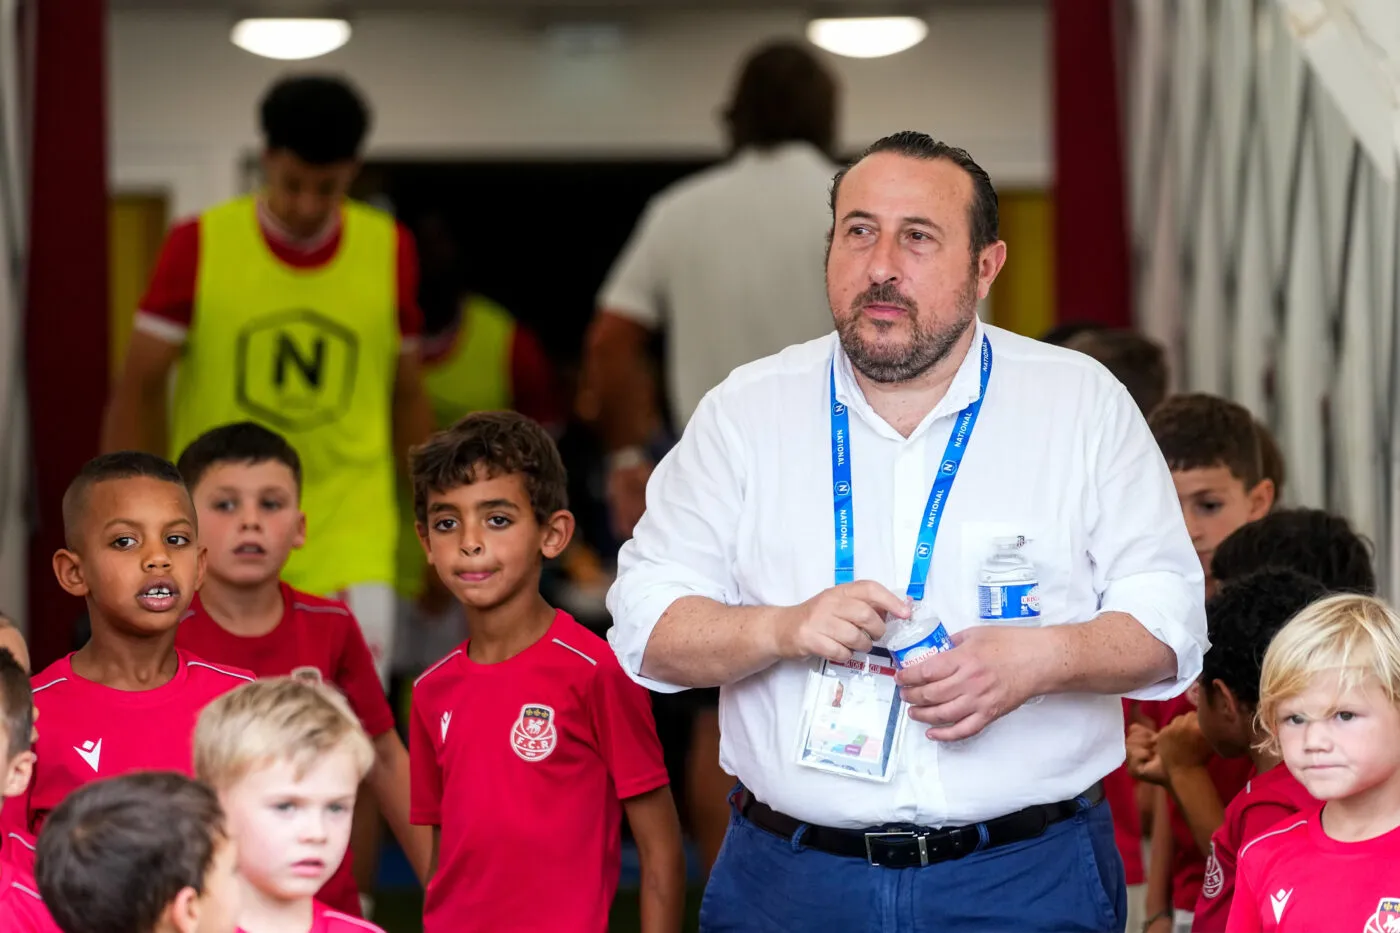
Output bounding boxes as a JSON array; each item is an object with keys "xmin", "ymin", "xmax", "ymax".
[{"xmin": 830, "ymin": 334, "xmax": 992, "ymax": 600}]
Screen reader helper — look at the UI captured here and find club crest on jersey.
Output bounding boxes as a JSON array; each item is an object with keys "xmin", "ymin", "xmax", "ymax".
[
  {"xmin": 1365, "ymin": 898, "xmax": 1400, "ymax": 933},
  {"xmin": 511, "ymin": 704, "xmax": 558, "ymax": 762},
  {"xmin": 1201, "ymin": 844, "xmax": 1223, "ymax": 899}
]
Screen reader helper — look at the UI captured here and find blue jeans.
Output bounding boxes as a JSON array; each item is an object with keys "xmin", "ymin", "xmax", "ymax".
[{"xmin": 699, "ymin": 794, "xmax": 1125, "ymax": 933}]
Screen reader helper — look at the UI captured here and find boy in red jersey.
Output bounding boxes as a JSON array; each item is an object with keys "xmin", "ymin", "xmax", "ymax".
[
  {"xmin": 408, "ymin": 412, "xmax": 684, "ymax": 933},
  {"xmin": 1227, "ymin": 593, "xmax": 1400, "ymax": 931},
  {"xmin": 174, "ymin": 422, "xmax": 430, "ymax": 913},
  {"xmin": 1158, "ymin": 570, "xmax": 1325, "ymax": 932},
  {"xmin": 0, "ymin": 646, "xmax": 58, "ymax": 932},
  {"xmin": 195, "ymin": 677, "xmax": 385, "ymax": 933},
  {"xmin": 0, "ymin": 618, "xmax": 37, "ymax": 874},
  {"xmin": 10, "ymin": 453, "xmax": 253, "ymax": 839},
  {"xmin": 36, "ymin": 771, "xmax": 241, "ymax": 933}
]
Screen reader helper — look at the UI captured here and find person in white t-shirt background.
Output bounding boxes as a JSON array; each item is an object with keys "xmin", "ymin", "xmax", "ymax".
[{"xmin": 579, "ymin": 38, "xmax": 842, "ymax": 876}]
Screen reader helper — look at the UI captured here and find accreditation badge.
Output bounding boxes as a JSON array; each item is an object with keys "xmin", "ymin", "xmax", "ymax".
[{"xmin": 794, "ymin": 648, "xmax": 907, "ymax": 782}]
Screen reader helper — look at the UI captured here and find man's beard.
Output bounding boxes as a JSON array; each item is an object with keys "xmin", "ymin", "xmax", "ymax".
[{"xmin": 834, "ymin": 272, "xmax": 979, "ymax": 384}]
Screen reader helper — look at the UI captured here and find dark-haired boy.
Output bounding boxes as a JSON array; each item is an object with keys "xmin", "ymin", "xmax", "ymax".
[
  {"xmin": 408, "ymin": 412, "xmax": 685, "ymax": 933},
  {"xmin": 1, "ymin": 453, "xmax": 254, "ymax": 845},
  {"xmin": 0, "ymin": 647, "xmax": 57, "ymax": 932},
  {"xmin": 1210, "ymin": 507, "xmax": 1375, "ymax": 595},
  {"xmin": 173, "ymin": 422, "xmax": 430, "ymax": 914},
  {"xmin": 102, "ymin": 73, "xmax": 434, "ymax": 688},
  {"xmin": 1154, "ymin": 570, "xmax": 1326, "ymax": 933},
  {"xmin": 36, "ymin": 770, "xmax": 240, "ymax": 933}
]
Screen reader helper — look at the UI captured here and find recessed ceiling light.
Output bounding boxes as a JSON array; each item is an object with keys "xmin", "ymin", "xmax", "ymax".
[
  {"xmin": 806, "ymin": 16, "xmax": 928, "ymax": 59},
  {"xmin": 231, "ymin": 18, "xmax": 352, "ymax": 61}
]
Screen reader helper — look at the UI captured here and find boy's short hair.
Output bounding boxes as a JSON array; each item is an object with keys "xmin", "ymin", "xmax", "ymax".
[
  {"xmin": 1202, "ymin": 569, "xmax": 1328, "ymax": 707},
  {"xmin": 36, "ymin": 771, "xmax": 227, "ymax": 933},
  {"xmin": 1063, "ymin": 328, "xmax": 1168, "ymax": 416},
  {"xmin": 260, "ymin": 74, "xmax": 369, "ymax": 165},
  {"xmin": 410, "ymin": 411, "xmax": 568, "ymax": 525},
  {"xmin": 194, "ymin": 677, "xmax": 374, "ymax": 790},
  {"xmin": 176, "ymin": 421, "xmax": 303, "ymax": 493},
  {"xmin": 1211, "ymin": 508, "xmax": 1376, "ymax": 595},
  {"xmin": 1148, "ymin": 393, "xmax": 1265, "ymax": 487},
  {"xmin": 0, "ymin": 647, "xmax": 32, "ymax": 759},
  {"xmin": 1255, "ymin": 418, "xmax": 1286, "ymax": 500},
  {"xmin": 1257, "ymin": 592, "xmax": 1400, "ymax": 753},
  {"xmin": 61, "ymin": 451, "xmax": 188, "ymax": 548}
]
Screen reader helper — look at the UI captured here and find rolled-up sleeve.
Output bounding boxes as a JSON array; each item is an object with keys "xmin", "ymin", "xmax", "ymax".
[
  {"xmin": 606, "ymin": 387, "xmax": 747, "ymax": 693},
  {"xmin": 1088, "ymin": 383, "xmax": 1208, "ymax": 700}
]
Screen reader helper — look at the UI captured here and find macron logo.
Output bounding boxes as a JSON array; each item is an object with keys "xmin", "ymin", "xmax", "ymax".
[
  {"xmin": 74, "ymin": 739, "xmax": 102, "ymax": 773},
  {"xmin": 440, "ymin": 712, "xmax": 452, "ymax": 742},
  {"xmin": 1271, "ymin": 888, "xmax": 1293, "ymax": 923}
]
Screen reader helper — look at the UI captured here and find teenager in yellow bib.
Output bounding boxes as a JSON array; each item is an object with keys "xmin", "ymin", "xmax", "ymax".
[{"xmin": 103, "ymin": 74, "xmax": 434, "ymax": 682}]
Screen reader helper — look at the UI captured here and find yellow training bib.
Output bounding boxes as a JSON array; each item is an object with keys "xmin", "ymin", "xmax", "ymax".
[{"xmin": 170, "ymin": 196, "xmax": 400, "ymax": 596}]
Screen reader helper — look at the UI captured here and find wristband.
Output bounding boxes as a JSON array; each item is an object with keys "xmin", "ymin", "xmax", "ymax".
[{"xmin": 1141, "ymin": 909, "xmax": 1172, "ymax": 933}]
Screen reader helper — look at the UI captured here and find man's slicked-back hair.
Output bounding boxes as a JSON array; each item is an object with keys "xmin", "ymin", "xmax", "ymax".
[
  {"xmin": 177, "ymin": 421, "xmax": 303, "ymax": 494},
  {"xmin": 1147, "ymin": 393, "xmax": 1265, "ymax": 487},
  {"xmin": 1201, "ymin": 568, "xmax": 1329, "ymax": 706},
  {"xmin": 61, "ymin": 451, "xmax": 188, "ymax": 549},
  {"xmin": 829, "ymin": 131, "xmax": 999, "ymax": 256},
  {"xmin": 725, "ymin": 40, "xmax": 839, "ymax": 155},
  {"xmin": 1211, "ymin": 508, "xmax": 1376, "ymax": 595},
  {"xmin": 260, "ymin": 74, "xmax": 370, "ymax": 165},
  {"xmin": 410, "ymin": 411, "xmax": 568, "ymax": 526},
  {"xmin": 37, "ymin": 771, "xmax": 227, "ymax": 933},
  {"xmin": 0, "ymin": 647, "xmax": 31, "ymax": 759}
]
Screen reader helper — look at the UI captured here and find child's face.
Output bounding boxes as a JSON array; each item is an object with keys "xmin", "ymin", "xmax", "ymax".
[
  {"xmin": 1171, "ymin": 465, "xmax": 1273, "ymax": 590},
  {"xmin": 418, "ymin": 470, "xmax": 573, "ymax": 612},
  {"xmin": 53, "ymin": 477, "xmax": 204, "ymax": 634},
  {"xmin": 1194, "ymin": 678, "xmax": 1253, "ymax": 758},
  {"xmin": 191, "ymin": 462, "xmax": 305, "ymax": 589},
  {"xmin": 220, "ymin": 749, "xmax": 360, "ymax": 904},
  {"xmin": 0, "ymin": 721, "xmax": 35, "ymax": 806},
  {"xmin": 1277, "ymin": 670, "xmax": 1400, "ymax": 804},
  {"xmin": 188, "ymin": 837, "xmax": 242, "ymax": 933}
]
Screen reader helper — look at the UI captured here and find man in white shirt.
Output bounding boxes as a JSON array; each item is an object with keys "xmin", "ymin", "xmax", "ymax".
[
  {"xmin": 607, "ymin": 131, "xmax": 1206, "ymax": 932},
  {"xmin": 582, "ymin": 39, "xmax": 840, "ymax": 875}
]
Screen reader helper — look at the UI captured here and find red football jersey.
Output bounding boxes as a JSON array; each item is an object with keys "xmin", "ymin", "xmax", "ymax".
[
  {"xmin": 1107, "ymin": 699, "xmax": 1144, "ymax": 885},
  {"xmin": 1192, "ymin": 764, "xmax": 1315, "ymax": 932},
  {"xmin": 0, "ymin": 827, "xmax": 36, "ymax": 876},
  {"xmin": 1227, "ymin": 805, "xmax": 1400, "ymax": 932},
  {"xmin": 410, "ymin": 611, "xmax": 669, "ymax": 933},
  {"xmin": 237, "ymin": 900, "xmax": 386, "ymax": 933},
  {"xmin": 1145, "ymin": 696, "xmax": 1255, "ymax": 909},
  {"xmin": 177, "ymin": 585, "xmax": 393, "ymax": 916},
  {"xmin": 0, "ymin": 855, "xmax": 60, "ymax": 932},
  {"xmin": 18, "ymin": 650, "xmax": 253, "ymax": 832}
]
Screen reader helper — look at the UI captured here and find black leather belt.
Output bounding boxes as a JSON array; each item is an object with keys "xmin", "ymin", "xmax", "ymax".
[{"xmin": 736, "ymin": 781, "xmax": 1103, "ymax": 869}]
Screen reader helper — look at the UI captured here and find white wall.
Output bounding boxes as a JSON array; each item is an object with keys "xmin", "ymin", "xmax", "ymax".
[{"xmin": 110, "ymin": 6, "xmax": 1050, "ymax": 218}]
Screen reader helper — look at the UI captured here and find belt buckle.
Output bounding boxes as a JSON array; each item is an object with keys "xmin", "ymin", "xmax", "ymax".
[{"xmin": 863, "ymin": 831, "xmax": 930, "ymax": 867}]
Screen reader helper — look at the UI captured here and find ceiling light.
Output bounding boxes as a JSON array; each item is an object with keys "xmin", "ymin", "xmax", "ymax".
[
  {"xmin": 806, "ymin": 16, "xmax": 928, "ymax": 59},
  {"xmin": 231, "ymin": 18, "xmax": 352, "ymax": 60}
]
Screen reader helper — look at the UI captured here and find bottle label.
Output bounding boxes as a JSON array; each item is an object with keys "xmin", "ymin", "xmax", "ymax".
[
  {"xmin": 891, "ymin": 623, "xmax": 954, "ymax": 669},
  {"xmin": 978, "ymin": 582, "xmax": 1041, "ymax": 620}
]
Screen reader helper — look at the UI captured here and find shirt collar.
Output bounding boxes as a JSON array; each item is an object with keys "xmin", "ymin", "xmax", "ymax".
[{"xmin": 832, "ymin": 316, "xmax": 988, "ymax": 442}]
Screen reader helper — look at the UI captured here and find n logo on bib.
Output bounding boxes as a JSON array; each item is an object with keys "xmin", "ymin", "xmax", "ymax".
[
  {"xmin": 511, "ymin": 704, "xmax": 558, "ymax": 762},
  {"xmin": 236, "ymin": 308, "xmax": 360, "ymax": 431}
]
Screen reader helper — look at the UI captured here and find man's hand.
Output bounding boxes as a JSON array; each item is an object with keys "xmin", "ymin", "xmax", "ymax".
[
  {"xmin": 895, "ymin": 626, "xmax": 1047, "ymax": 741},
  {"xmin": 607, "ymin": 460, "xmax": 653, "ymax": 539},
  {"xmin": 774, "ymin": 581, "xmax": 909, "ymax": 664},
  {"xmin": 1127, "ymin": 722, "xmax": 1166, "ymax": 786},
  {"xmin": 1157, "ymin": 710, "xmax": 1214, "ymax": 773}
]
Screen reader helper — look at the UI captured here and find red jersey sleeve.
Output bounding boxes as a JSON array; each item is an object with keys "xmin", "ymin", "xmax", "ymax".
[
  {"xmin": 1225, "ymin": 852, "xmax": 1264, "ymax": 932},
  {"xmin": 588, "ymin": 658, "xmax": 668, "ymax": 800},
  {"xmin": 395, "ymin": 223, "xmax": 424, "ymax": 340},
  {"xmin": 409, "ymin": 695, "xmax": 442, "ymax": 825},
  {"xmin": 136, "ymin": 219, "xmax": 200, "ymax": 335},
  {"xmin": 333, "ymin": 615, "xmax": 397, "ymax": 738},
  {"xmin": 1235, "ymin": 800, "xmax": 1301, "ymax": 844},
  {"xmin": 509, "ymin": 326, "xmax": 564, "ymax": 429}
]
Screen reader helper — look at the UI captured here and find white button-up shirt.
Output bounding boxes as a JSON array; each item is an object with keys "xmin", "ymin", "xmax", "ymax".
[
  {"xmin": 607, "ymin": 319, "xmax": 1206, "ymax": 828},
  {"xmin": 596, "ymin": 141, "xmax": 839, "ymax": 427}
]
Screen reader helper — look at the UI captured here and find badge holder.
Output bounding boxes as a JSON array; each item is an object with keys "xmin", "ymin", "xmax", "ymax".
[{"xmin": 793, "ymin": 648, "xmax": 907, "ymax": 783}]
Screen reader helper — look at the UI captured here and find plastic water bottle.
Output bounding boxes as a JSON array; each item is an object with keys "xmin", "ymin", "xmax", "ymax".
[
  {"xmin": 978, "ymin": 536, "xmax": 1041, "ymax": 625},
  {"xmin": 887, "ymin": 599, "xmax": 955, "ymax": 670}
]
